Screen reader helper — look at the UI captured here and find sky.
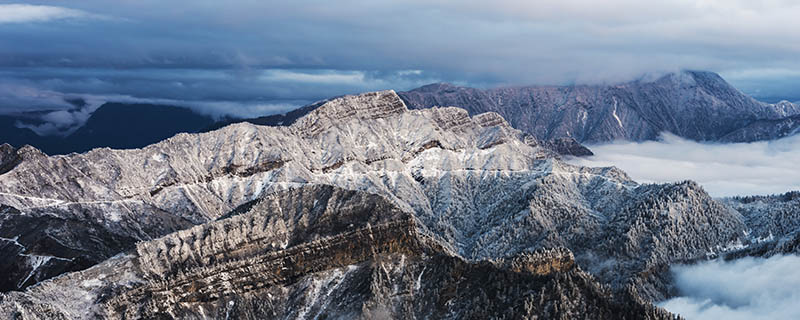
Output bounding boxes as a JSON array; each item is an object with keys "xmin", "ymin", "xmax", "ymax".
[
  {"xmin": 568, "ymin": 133, "xmax": 800, "ymax": 197},
  {"xmin": 660, "ymin": 255, "xmax": 800, "ymax": 320},
  {"xmin": 1, "ymin": 0, "xmax": 800, "ymax": 121}
]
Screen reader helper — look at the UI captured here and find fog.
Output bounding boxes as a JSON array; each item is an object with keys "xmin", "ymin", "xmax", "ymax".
[
  {"xmin": 568, "ymin": 133, "xmax": 800, "ymax": 197},
  {"xmin": 660, "ymin": 255, "xmax": 800, "ymax": 320}
]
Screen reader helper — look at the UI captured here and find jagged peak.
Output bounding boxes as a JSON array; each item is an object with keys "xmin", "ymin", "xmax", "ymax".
[
  {"xmin": 290, "ymin": 90, "xmax": 407, "ymax": 136},
  {"xmin": 15, "ymin": 145, "xmax": 46, "ymax": 158}
]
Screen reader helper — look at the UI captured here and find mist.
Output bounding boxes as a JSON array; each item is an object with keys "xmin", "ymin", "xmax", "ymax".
[
  {"xmin": 568, "ymin": 133, "xmax": 800, "ymax": 197},
  {"xmin": 659, "ymin": 255, "xmax": 800, "ymax": 320}
]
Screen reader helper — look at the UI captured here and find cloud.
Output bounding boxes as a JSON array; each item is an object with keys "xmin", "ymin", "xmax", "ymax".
[
  {"xmin": 0, "ymin": 4, "xmax": 95, "ymax": 24},
  {"xmin": 0, "ymin": 67, "xmax": 444, "ymax": 117},
  {"xmin": 1, "ymin": 68, "xmax": 430, "ymax": 136},
  {"xmin": 659, "ymin": 255, "xmax": 800, "ymax": 320},
  {"xmin": 568, "ymin": 133, "xmax": 800, "ymax": 196},
  {"xmin": 1, "ymin": 83, "xmax": 303, "ymax": 136},
  {"xmin": 721, "ymin": 68, "xmax": 800, "ymax": 103},
  {"xmin": 1, "ymin": 1, "xmax": 799, "ymax": 86},
  {"xmin": 1, "ymin": 1, "xmax": 800, "ymax": 129}
]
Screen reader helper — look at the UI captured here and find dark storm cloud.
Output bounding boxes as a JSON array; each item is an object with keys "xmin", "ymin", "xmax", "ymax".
[{"xmin": 1, "ymin": 1, "xmax": 800, "ymax": 127}]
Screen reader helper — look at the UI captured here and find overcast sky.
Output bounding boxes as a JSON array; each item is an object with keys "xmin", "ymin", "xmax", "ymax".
[{"xmin": 1, "ymin": 0, "xmax": 799, "ymax": 117}]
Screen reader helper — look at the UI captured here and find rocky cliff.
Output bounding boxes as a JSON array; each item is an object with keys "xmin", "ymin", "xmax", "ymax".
[{"xmin": 0, "ymin": 185, "xmax": 674, "ymax": 319}]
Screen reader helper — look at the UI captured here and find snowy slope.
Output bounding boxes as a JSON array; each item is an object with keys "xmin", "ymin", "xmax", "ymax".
[
  {"xmin": 0, "ymin": 90, "xmax": 796, "ymax": 317},
  {"xmin": 399, "ymin": 71, "xmax": 800, "ymax": 143}
]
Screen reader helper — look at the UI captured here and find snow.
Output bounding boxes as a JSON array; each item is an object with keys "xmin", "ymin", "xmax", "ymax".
[
  {"xmin": 19, "ymin": 255, "xmax": 51, "ymax": 288},
  {"xmin": 81, "ymin": 278, "xmax": 103, "ymax": 288},
  {"xmin": 612, "ymin": 97, "xmax": 623, "ymax": 128}
]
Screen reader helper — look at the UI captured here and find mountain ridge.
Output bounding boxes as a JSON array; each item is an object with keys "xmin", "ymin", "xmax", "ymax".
[
  {"xmin": 3, "ymin": 70, "xmax": 794, "ymax": 156},
  {"xmin": 1, "ymin": 89, "xmax": 799, "ymax": 319},
  {"xmin": 399, "ymin": 70, "xmax": 800, "ymax": 143}
]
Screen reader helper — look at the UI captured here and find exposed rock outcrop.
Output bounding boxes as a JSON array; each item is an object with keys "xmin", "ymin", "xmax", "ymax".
[{"xmin": 0, "ymin": 186, "xmax": 674, "ymax": 319}]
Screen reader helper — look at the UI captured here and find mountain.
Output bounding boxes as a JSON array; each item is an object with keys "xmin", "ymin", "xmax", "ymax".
[
  {"xmin": 0, "ymin": 115, "xmax": 64, "ymax": 154},
  {"xmin": 64, "ymin": 103, "xmax": 218, "ymax": 153},
  {"xmin": 200, "ymin": 98, "xmax": 333, "ymax": 132},
  {"xmin": 0, "ymin": 90, "xmax": 798, "ymax": 318},
  {"xmin": 3, "ymin": 70, "xmax": 796, "ymax": 157},
  {"xmin": 0, "ymin": 103, "xmax": 219, "ymax": 155},
  {"xmin": 398, "ymin": 71, "xmax": 800, "ymax": 143},
  {"xmin": 718, "ymin": 111, "xmax": 800, "ymax": 142},
  {"xmin": 0, "ymin": 185, "xmax": 673, "ymax": 319}
]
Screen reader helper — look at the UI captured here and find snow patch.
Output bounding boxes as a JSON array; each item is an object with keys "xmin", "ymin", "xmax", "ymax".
[{"xmin": 611, "ymin": 97, "xmax": 623, "ymax": 128}]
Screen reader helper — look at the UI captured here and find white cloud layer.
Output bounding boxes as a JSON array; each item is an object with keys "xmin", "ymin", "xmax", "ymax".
[
  {"xmin": 568, "ymin": 133, "xmax": 800, "ymax": 197},
  {"xmin": 659, "ymin": 255, "xmax": 800, "ymax": 320},
  {"xmin": 0, "ymin": 4, "xmax": 92, "ymax": 24}
]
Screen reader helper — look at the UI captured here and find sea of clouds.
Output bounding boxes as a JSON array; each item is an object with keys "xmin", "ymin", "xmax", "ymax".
[
  {"xmin": 568, "ymin": 133, "xmax": 800, "ymax": 197},
  {"xmin": 659, "ymin": 255, "xmax": 800, "ymax": 320}
]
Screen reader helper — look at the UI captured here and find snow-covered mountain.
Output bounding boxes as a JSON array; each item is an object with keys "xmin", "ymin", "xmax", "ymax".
[
  {"xmin": 399, "ymin": 71, "xmax": 800, "ymax": 143},
  {"xmin": 0, "ymin": 90, "xmax": 797, "ymax": 318},
  {"xmin": 0, "ymin": 185, "xmax": 676, "ymax": 319}
]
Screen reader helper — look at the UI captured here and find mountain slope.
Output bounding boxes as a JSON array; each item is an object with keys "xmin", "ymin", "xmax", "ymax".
[
  {"xmin": 0, "ymin": 185, "xmax": 673, "ymax": 319},
  {"xmin": 1, "ymin": 103, "xmax": 220, "ymax": 155},
  {"xmin": 0, "ymin": 89, "xmax": 796, "ymax": 319},
  {"xmin": 398, "ymin": 71, "xmax": 800, "ymax": 143},
  {"xmin": 64, "ymin": 103, "xmax": 218, "ymax": 153},
  {"xmin": 0, "ymin": 116, "xmax": 63, "ymax": 154}
]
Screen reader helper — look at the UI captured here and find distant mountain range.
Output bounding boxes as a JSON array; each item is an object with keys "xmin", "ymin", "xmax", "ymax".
[
  {"xmin": 399, "ymin": 71, "xmax": 800, "ymax": 143},
  {"xmin": 0, "ymin": 103, "xmax": 218, "ymax": 155},
  {"xmin": 1, "ymin": 70, "xmax": 798, "ymax": 157}
]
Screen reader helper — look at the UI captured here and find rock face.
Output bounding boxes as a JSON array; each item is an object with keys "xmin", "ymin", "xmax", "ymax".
[
  {"xmin": 543, "ymin": 137, "xmax": 594, "ymax": 156},
  {"xmin": 0, "ymin": 90, "xmax": 550, "ymax": 292},
  {"xmin": 398, "ymin": 71, "xmax": 800, "ymax": 143},
  {"xmin": 0, "ymin": 185, "xmax": 673, "ymax": 319},
  {"xmin": 0, "ymin": 89, "xmax": 796, "ymax": 319}
]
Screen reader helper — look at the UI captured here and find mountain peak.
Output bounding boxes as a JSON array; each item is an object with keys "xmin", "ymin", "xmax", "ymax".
[
  {"xmin": 291, "ymin": 90, "xmax": 407, "ymax": 136},
  {"xmin": 400, "ymin": 70, "xmax": 800, "ymax": 143}
]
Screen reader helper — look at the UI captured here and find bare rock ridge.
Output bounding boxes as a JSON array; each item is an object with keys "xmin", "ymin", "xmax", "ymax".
[
  {"xmin": 398, "ymin": 70, "xmax": 800, "ymax": 143},
  {"xmin": 0, "ymin": 185, "xmax": 673, "ymax": 319},
  {"xmin": 0, "ymin": 89, "xmax": 547, "ymax": 292},
  {"xmin": 0, "ymin": 89, "xmax": 797, "ymax": 319}
]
